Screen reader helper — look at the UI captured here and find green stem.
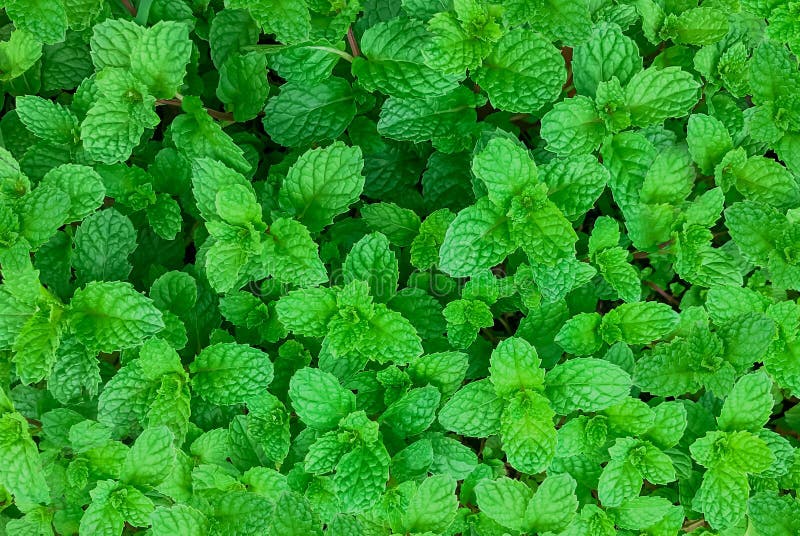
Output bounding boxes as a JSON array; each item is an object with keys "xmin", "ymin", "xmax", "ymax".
[
  {"xmin": 134, "ymin": 0, "xmax": 154, "ymax": 25},
  {"xmin": 307, "ymin": 46, "xmax": 354, "ymax": 63}
]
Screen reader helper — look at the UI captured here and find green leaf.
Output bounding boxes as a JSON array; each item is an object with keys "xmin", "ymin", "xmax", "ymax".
[
  {"xmin": 0, "ymin": 29, "xmax": 42, "ymax": 82},
  {"xmin": 15, "ymin": 95, "xmax": 79, "ymax": 145},
  {"xmin": 693, "ymin": 465, "xmax": 748, "ymax": 529},
  {"xmin": 598, "ymin": 458, "xmax": 642, "ymax": 507},
  {"xmin": 170, "ymin": 96, "xmax": 250, "ymax": 173},
  {"xmin": 40, "ymin": 164, "xmax": 106, "ymax": 222},
  {"xmin": 555, "ymin": 312, "xmax": 603, "ymax": 356},
  {"xmin": 378, "ymin": 86, "xmax": 485, "ymax": 152},
  {"xmin": 17, "ymin": 184, "xmax": 70, "ymax": 249},
  {"xmin": 191, "ymin": 157, "xmax": 258, "ymax": 224},
  {"xmin": 611, "ymin": 496, "xmax": 674, "ymax": 530},
  {"xmin": 228, "ymin": 0, "xmax": 311, "ymax": 44},
  {"xmin": 121, "ymin": 426, "xmax": 175, "ymax": 488},
  {"xmin": 725, "ymin": 200, "xmax": 784, "ymax": 264},
  {"xmin": 427, "ymin": 11, "xmax": 493, "ymax": 73},
  {"xmin": 489, "ymin": 336, "xmax": 545, "ymax": 396},
  {"xmin": 573, "ymin": 22, "xmax": 641, "ymax": 97},
  {"xmin": 438, "ymin": 197, "xmax": 513, "ymax": 277},
  {"xmin": 276, "ymin": 287, "xmax": 338, "ymax": 337},
  {"xmin": 280, "ymin": 141, "xmax": 365, "ymax": 232},
  {"xmin": 732, "ymin": 156, "xmax": 800, "ymax": 210},
  {"xmin": 72, "ymin": 208, "xmax": 137, "ymax": 284},
  {"xmin": 624, "ymin": 66, "xmax": 701, "ymax": 126},
  {"xmin": 263, "ymin": 77, "xmax": 356, "ymax": 147},
  {"xmin": 5, "ymin": 0, "xmax": 67, "ymax": 45},
  {"xmin": 288, "ymin": 367, "xmax": 356, "ymax": 430},
  {"xmin": 690, "ymin": 430, "xmax": 774, "ymax": 473},
  {"xmin": 344, "ymin": 232, "xmax": 398, "ymax": 302},
  {"xmin": 335, "ymin": 443, "xmax": 389, "ymax": 513},
  {"xmin": 151, "ymin": 505, "xmax": 210, "ymax": 536},
  {"xmin": 146, "ymin": 194, "xmax": 182, "ymax": 240},
  {"xmin": 402, "ymin": 475, "xmax": 458, "ymax": 533},
  {"xmin": 545, "ymin": 358, "xmax": 632, "ymax": 413},
  {"xmin": 69, "ymin": 281, "xmax": 164, "ymax": 352},
  {"xmin": 217, "ymin": 52, "xmax": 270, "ymax": 122},
  {"xmin": 600, "ymin": 302, "xmax": 679, "ymax": 345},
  {"xmin": 472, "ymin": 137, "xmax": 538, "ymax": 208},
  {"xmin": 500, "ymin": 390, "xmax": 557, "ymax": 473},
  {"xmin": 438, "ymin": 378, "xmax": 503, "ymax": 437},
  {"xmin": 540, "ymin": 96, "xmax": 605, "ymax": 156},
  {"xmin": 90, "ymin": 18, "xmax": 142, "ymax": 69},
  {"xmin": 12, "ymin": 309, "xmax": 60, "ymax": 385},
  {"xmin": 209, "ymin": 9, "xmax": 260, "ymax": 68},
  {"xmin": 595, "ymin": 247, "xmax": 641, "ymax": 302},
  {"xmin": 130, "ymin": 21, "xmax": 192, "ymax": 98},
  {"xmin": 526, "ymin": 473, "xmax": 578, "ymax": 533},
  {"xmin": 686, "ymin": 113, "xmax": 733, "ymax": 175},
  {"xmin": 473, "ymin": 29, "xmax": 565, "ymax": 113},
  {"xmin": 381, "ymin": 385, "xmax": 440, "ymax": 436},
  {"xmin": 475, "ymin": 477, "xmax": 531, "ymax": 532},
  {"xmin": 443, "ymin": 297, "xmax": 494, "ymax": 349},
  {"xmin": 0, "ymin": 412, "xmax": 50, "ymax": 504},
  {"xmin": 542, "ymin": 154, "xmax": 609, "ymax": 221},
  {"xmin": 718, "ymin": 370, "xmax": 774, "ymax": 432},
  {"xmin": 358, "ymin": 304, "xmax": 423, "ymax": 364},
  {"xmin": 190, "ymin": 342, "xmax": 273, "ymax": 405},
  {"xmin": 407, "ymin": 351, "xmax": 468, "ymax": 398},
  {"xmin": 361, "ymin": 202, "xmax": 421, "ymax": 247},
  {"xmin": 49, "ymin": 335, "xmax": 101, "ymax": 404},
  {"xmin": 352, "ymin": 18, "xmax": 461, "ymax": 98},
  {"xmin": 509, "ymin": 189, "xmax": 577, "ymax": 265},
  {"xmin": 668, "ymin": 7, "xmax": 729, "ymax": 45},
  {"xmin": 748, "ymin": 492, "xmax": 800, "ymax": 536},
  {"xmin": 639, "ymin": 146, "xmax": 695, "ymax": 204},
  {"xmin": 266, "ymin": 217, "xmax": 329, "ymax": 287}
]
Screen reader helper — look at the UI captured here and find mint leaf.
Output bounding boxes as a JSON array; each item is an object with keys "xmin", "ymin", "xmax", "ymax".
[
  {"xmin": 352, "ymin": 18, "xmax": 460, "ymax": 98},
  {"xmin": 69, "ymin": 281, "xmax": 164, "ymax": 352},
  {"xmin": 288, "ymin": 367, "xmax": 355, "ymax": 430},
  {"xmin": 624, "ymin": 66, "xmax": 701, "ymax": 126},
  {"xmin": 190, "ymin": 342, "xmax": 274, "ymax": 405},
  {"xmin": 473, "ymin": 29, "xmax": 565, "ymax": 113},
  {"xmin": 4, "ymin": 5, "xmax": 800, "ymax": 533},
  {"xmin": 281, "ymin": 141, "xmax": 364, "ymax": 232},
  {"xmin": 439, "ymin": 197, "xmax": 513, "ymax": 277},
  {"xmin": 545, "ymin": 357, "xmax": 632, "ymax": 413},
  {"xmin": 263, "ymin": 77, "xmax": 356, "ymax": 147}
]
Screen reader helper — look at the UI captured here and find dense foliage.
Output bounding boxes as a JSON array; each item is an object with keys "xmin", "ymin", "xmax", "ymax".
[{"xmin": 1, "ymin": 0, "xmax": 800, "ymax": 534}]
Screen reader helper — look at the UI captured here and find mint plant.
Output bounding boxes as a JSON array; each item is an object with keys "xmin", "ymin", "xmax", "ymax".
[{"xmin": 1, "ymin": 0, "xmax": 800, "ymax": 534}]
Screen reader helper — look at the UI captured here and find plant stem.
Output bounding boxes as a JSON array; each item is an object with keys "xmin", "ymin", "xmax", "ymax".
[
  {"xmin": 156, "ymin": 98, "xmax": 235, "ymax": 122},
  {"xmin": 633, "ymin": 239, "xmax": 674, "ymax": 259},
  {"xmin": 683, "ymin": 519, "xmax": 707, "ymax": 532},
  {"xmin": 308, "ymin": 46, "xmax": 354, "ymax": 63},
  {"xmin": 134, "ymin": 0, "xmax": 154, "ymax": 25},
  {"xmin": 644, "ymin": 281, "xmax": 680, "ymax": 306},
  {"xmin": 120, "ymin": 0, "xmax": 137, "ymax": 16},
  {"xmin": 347, "ymin": 26, "xmax": 361, "ymax": 58}
]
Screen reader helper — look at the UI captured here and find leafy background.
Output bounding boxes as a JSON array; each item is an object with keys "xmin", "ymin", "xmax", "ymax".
[{"xmin": 1, "ymin": 0, "xmax": 800, "ymax": 534}]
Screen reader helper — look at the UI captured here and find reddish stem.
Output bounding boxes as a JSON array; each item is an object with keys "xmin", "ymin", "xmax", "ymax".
[
  {"xmin": 120, "ymin": 0, "xmax": 137, "ymax": 16},
  {"xmin": 347, "ymin": 27, "xmax": 361, "ymax": 58},
  {"xmin": 644, "ymin": 281, "xmax": 680, "ymax": 306},
  {"xmin": 561, "ymin": 46, "xmax": 575, "ymax": 97},
  {"xmin": 156, "ymin": 98, "xmax": 235, "ymax": 122},
  {"xmin": 633, "ymin": 239, "xmax": 674, "ymax": 259},
  {"xmin": 683, "ymin": 519, "xmax": 707, "ymax": 532}
]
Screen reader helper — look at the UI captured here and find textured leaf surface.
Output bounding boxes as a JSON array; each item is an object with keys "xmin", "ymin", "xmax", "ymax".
[
  {"xmin": 473, "ymin": 29, "xmax": 565, "ymax": 113},
  {"xmin": 190, "ymin": 343, "xmax": 274, "ymax": 405}
]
